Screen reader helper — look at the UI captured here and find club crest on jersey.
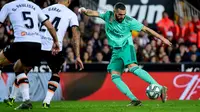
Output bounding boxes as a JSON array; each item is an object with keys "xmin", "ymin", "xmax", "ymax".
[{"xmin": 21, "ymin": 31, "xmax": 27, "ymax": 36}]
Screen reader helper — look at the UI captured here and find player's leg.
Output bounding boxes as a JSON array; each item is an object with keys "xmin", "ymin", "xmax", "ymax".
[
  {"xmin": 1, "ymin": 44, "xmax": 19, "ymax": 105},
  {"xmin": 13, "ymin": 60, "xmax": 32, "ymax": 110},
  {"xmin": 43, "ymin": 74, "xmax": 60, "ymax": 108},
  {"xmin": 123, "ymin": 45, "xmax": 167, "ymax": 103},
  {"xmin": 10, "ymin": 78, "xmax": 19, "ymax": 99},
  {"xmin": 108, "ymin": 55, "xmax": 141, "ymax": 106},
  {"xmin": 0, "ymin": 44, "xmax": 17, "ymax": 70},
  {"xmin": 43, "ymin": 51, "xmax": 65, "ymax": 108},
  {"xmin": 128, "ymin": 63, "xmax": 167, "ymax": 103},
  {"xmin": 4, "ymin": 79, "xmax": 19, "ymax": 106},
  {"xmin": 14, "ymin": 42, "xmax": 41, "ymax": 110},
  {"xmin": 0, "ymin": 50, "xmax": 12, "ymax": 67},
  {"xmin": 128, "ymin": 63, "xmax": 159, "ymax": 85}
]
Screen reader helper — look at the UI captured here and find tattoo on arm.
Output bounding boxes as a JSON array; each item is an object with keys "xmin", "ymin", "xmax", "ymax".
[{"xmin": 72, "ymin": 26, "xmax": 80, "ymax": 58}]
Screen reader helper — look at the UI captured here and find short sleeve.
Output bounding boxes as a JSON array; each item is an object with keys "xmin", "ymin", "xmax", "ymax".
[
  {"xmin": 99, "ymin": 11, "xmax": 110, "ymax": 21},
  {"xmin": 0, "ymin": 4, "xmax": 9, "ymax": 23},
  {"xmin": 70, "ymin": 13, "xmax": 79, "ymax": 27},
  {"xmin": 129, "ymin": 18, "xmax": 144, "ymax": 32},
  {"xmin": 37, "ymin": 6, "xmax": 48, "ymax": 24}
]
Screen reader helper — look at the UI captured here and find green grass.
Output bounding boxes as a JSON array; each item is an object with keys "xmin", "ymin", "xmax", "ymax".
[{"xmin": 0, "ymin": 100, "xmax": 200, "ymax": 112}]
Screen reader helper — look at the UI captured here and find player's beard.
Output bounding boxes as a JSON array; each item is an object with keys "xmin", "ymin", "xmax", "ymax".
[{"xmin": 115, "ymin": 15, "xmax": 124, "ymax": 23}]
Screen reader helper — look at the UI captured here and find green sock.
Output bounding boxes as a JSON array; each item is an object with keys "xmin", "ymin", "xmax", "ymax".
[
  {"xmin": 111, "ymin": 74, "xmax": 138, "ymax": 101},
  {"xmin": 129, "ymin": 66, "xmax": 162, "ymax": 89}
]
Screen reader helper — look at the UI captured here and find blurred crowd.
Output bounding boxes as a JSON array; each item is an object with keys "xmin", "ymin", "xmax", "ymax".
[{"xmin": 0, "ymin": 0, "xmax": 200, "ymax": 64}]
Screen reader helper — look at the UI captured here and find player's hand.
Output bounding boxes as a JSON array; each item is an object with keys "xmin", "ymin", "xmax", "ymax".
[
  {"xmin": 75, "ymin": 57, "xmax": 84, "ymax": 71},
  {"xmin": 52, "ymin": 42, "xmax": 60, "ymax": 55},
  {"xmin": 162, "ymin": 38, "xmax": 172, "ymax": 46},
  {"xmin": 78, "ymin": 7, "xmax": 87, "ymax": 14}
]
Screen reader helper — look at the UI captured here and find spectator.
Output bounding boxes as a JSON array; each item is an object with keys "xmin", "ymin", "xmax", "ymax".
[
  {"xmin": 91, "ymin": 31, "xmax": 102, "ymax": 50},
  {"xmin": 174, "ymin": 18, "xmax": 187, "ymax": 41},
  {"xmin": 190, "ymin": 53, "xmax": 198, "ymax": 62},
  {"xmin": 166, "ymin": 45, "xmax": 173, "ymax": 55},
  {"xmin": 103, "ymin": 38, "xmax": 109, "ymax": 46},
  {"xmin": 62, "ymin": 37, "xmax": 70, "ymax": 50},
  {"xmin": 157, "ymin": 46, "xmax": 167, "ymax": 59},
  {"xmin": 186, "ymin": 15, "xmax": 200, "ymax": 45},
  {"xmin": 150, "ymin": 40, "xmax": 157, "ymax": 52},
  {"xmin": 66, "ymin": 47, "xmax": 73, "ymax": 54},
  {"xmin": 142, "ymin": 43, "xmax": 156, "ymax": 61},
  {"xmin": 66, "ymin": 51, "xmax": 75, "ymax": 63},
  {"xmin": 87, "ymin": 39, "xmax": 94, "ymax": 47},
  {"xmin": 188, "ymin": 43, "xmax": 200, "ymax": 56},
  {"xmin": 162, "ymin": 55, "xmax": 171, "ymax": 64},
  {"xmin": 142, "ymin": 20, "xmax": 149, "ymax": 27},
  {"xmin": 94, "ymin": 52, "xmax": 106, "ymax": 63},
  {"xmin": 134, "ymin": 43, "xmax": 143, "ymax": 62},
  {"xmin": 138, "ymin": 31, "xmax": 150, "ymax": 48},
  {"xmin": 187, "ymin": 32, "xmax": 197, "ymax": 44},
  {"xmin": 73, "ymin": 6, "xmax": 82, "ymax": 21},
  {"xmin": 86, "ymin": 45, "xmax": 94, "ymax": 60},
  {"xmin": 157, "ymin": 12, "xmax": 174, "ymax": 37},
  {"xmin": 174, "ymin": 54, "xmax": 182, "ymax": 63},
  {"xmin": 150, "ymin": 55, "xmax": 158, "ymax": 63},
  {"xmin": 187, "ymin": 15, "xmax": 200, "ymax": 34},
  {"xmin": 83, "ymin": 52, "xmax": 92, "ymax": 63},
  {"xmin": 79, "ymin": 21, "xmax": 85, "ymax": 36},
  {"xmin": 93, "ymin": 24, "xmax": 101, "ymax": 33},
  {"xmin": 175, "ymin": 43, "xmax": 189, "ymax": 62},
  {"xmin": 102, "ymin": 45, "xmax": 111, "ymax": 61},
  {"xmin": 166, "ymin": 31, "xmax": 174, "ymax": 42}
]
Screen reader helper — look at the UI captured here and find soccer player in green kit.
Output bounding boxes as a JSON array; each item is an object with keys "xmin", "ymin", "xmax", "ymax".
[{"xmin": 79, "ymin": 2, "xmax": 172, "ymax": 106}]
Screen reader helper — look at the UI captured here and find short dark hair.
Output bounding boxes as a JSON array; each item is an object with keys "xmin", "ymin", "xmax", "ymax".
[{"xmin": 114, "ymin": 2, "xmax": 126, "ymax": 10}]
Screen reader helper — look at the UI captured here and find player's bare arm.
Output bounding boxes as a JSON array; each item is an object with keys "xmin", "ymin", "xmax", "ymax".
[
  {"xmin": 142, "ymin": 26, "xmax": 172, "ymax": 46},
  {"xmin": 71, "ymin": 26, "xmax": 84, "ymax": 70},
  {"xmin": 78, "ymin": 7, "xmax": 99, "ymax": 17},
  {"xmin": 43, "ymin": 20, "xmax": 60, "ymax": 54},
  {"xmin": 43, "ymin": 20, "xmax": 58, "ymax": 43}
]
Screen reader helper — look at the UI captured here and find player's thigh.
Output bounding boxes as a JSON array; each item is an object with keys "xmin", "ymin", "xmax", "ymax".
[
  {"xmin": 107, "ymin": 55, "xmax": 124, "ymax": 74},
  {"xmin": 20, "ymin": 42, "xmax": 41, "ymax": 67},
  {"xmin": 0, "ymin": 50, "xmax": 11, "ymax": 66},
  {"xmin": 13, "ymin": 59, "xmax": 30, "ymax": 73},
  {"xmin": 121, "ymin": 45, "xmax": 138, "ymax": 67},
  {"xmin": 1, "ymin": 44, "xmax": 19, "ymax": 66}
]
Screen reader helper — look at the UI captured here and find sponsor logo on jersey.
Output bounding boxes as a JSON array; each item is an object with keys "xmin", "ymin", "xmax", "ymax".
[{"xmin": 21, "ymin": 31, "xmax": 27, "ymax": 36}]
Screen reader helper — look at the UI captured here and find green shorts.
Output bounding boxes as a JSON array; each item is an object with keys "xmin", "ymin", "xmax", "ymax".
[{"xmin": 107, "ymin": 44, "xmax": 137, "ymax": 73}]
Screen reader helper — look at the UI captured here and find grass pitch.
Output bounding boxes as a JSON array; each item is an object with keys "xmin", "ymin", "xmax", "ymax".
[{"xmin": 0, "ymin": 100, "xmax": 199, "ymax": 112}]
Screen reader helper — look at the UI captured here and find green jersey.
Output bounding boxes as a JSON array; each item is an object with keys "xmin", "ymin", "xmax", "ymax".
[{"xmin": 99, "ymin": 11, "xmax": 143, "ymax": 47}]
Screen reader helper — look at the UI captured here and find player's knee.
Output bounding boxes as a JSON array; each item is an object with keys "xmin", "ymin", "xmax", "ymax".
[
  {"xmin": 48, "ymin": 75, "xmax": 60, "ymax": 92},
  {"xmin": 50, "ymin": 74, "xmax": 60, "ymax": 83},
  {"xmin": 128, "ymin": 63, "xmax": 138, "ymax": 69},
  {"xmin": 111, "ymin": 74, "xmax": 121, "ymax": 81},
  {"xmin": 17, "ymin": 76, "xmax": 29, "ymax": 85},
  {"xmin": 128, "ymin": 64, "xmax": 140, "ymax": 73},
  {"xmin": 111, "ymin": 71, "xmax": 121, "ymax": 75}
]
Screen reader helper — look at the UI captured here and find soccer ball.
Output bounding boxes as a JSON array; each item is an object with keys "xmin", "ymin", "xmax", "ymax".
[{"xmin": 146, "ymin": 84, "xmax": 161, "ymax": 100}]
